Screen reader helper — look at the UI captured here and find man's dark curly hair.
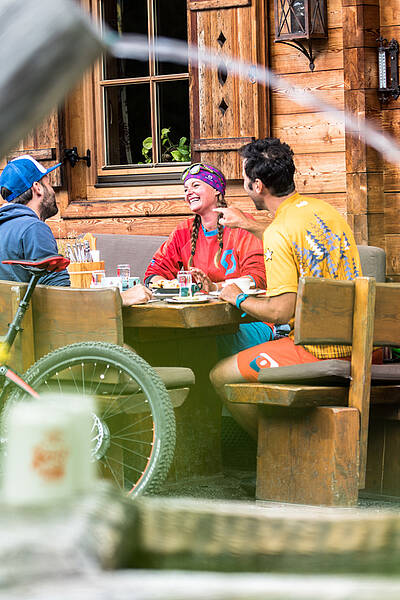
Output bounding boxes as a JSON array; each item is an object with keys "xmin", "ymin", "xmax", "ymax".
[{"xmin": 239, "ymin": 138, "xmax": 296, "ymax": 197}]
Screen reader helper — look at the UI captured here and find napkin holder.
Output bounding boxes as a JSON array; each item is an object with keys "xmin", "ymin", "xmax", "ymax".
[{"xmin": 68, "ymin": 261, "xmax": 105, "ymax": 289}]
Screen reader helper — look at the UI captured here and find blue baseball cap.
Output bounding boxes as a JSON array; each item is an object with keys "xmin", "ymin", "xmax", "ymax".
[{"xmin": 0, "ymin": 155, "xmax": 62, "ymax": 202}]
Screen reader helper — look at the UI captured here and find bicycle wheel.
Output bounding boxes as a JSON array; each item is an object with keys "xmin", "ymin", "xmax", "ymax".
[{"xmin": 2, "ymin": 342, "xmax": 176, "ymax": 497}]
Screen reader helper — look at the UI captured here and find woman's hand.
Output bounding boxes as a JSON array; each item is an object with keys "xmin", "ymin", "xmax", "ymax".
[
  {"xmin": 121, "ymin": 284, "xmax": 153, "ymax": 306},
  {"xmin": 189, "ymin": 267, "xmax": 218, "ymax": 293}
]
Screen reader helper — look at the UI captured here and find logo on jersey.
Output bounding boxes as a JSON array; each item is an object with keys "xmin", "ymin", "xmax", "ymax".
[
  {"xmin": 264, "ymin": 248, "xmax": 273, "ymax": 261},
  {"xmin": 249, "ymin": 352, "xmax": 279, "ymax": 373},
  {"xmin": 220, "ymin": 249, "xmax": 237, "ymax": 276}
]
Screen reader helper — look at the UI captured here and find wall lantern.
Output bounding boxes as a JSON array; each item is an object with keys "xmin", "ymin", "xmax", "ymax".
[
  {"xmin": 274, "ymin": 0, "xmax": 328, "ymax": 71},
  {"xmin": 377, "ymin": 37, "xmax": 400, "ymax": 103}
]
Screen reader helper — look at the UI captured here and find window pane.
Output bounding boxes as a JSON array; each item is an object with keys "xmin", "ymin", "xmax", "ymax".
[
  {"xmin": 104, "ymin": 85, "xmax": 151, "ymax": 165},
  {"xmin": 155, "ymin": 0, "xmax": 188, "ymax": 75},
  {"xmin": 157, "ymin": 80, "xmax": 190, "ymax": 163},
  {"xmin": 102, "ymin": 0, "xmax": 149, "ymax": 79}
]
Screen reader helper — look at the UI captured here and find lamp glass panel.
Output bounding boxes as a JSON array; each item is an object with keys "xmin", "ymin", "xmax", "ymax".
[
  {"xmin": 309, "ymin": 0, "xmax": 326, "ymax": 36},
  {"xmin": 290, "ymin": 0, "xmax": 306, "ymax": 34}
]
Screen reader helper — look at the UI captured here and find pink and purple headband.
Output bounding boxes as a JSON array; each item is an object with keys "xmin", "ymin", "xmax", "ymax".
[{"xmin": 181, "ymin": 163, "xmax": 226, "ymax": 196}]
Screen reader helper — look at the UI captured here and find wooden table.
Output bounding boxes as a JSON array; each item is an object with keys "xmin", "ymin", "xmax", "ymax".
[{"xmin": 122, "ymin": 299, "xmax": 247, "ymax": 481}]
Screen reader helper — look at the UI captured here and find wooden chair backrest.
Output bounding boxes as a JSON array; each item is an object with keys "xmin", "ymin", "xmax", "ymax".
[
  {"xmin": 31, "ymin": 285, "xmax": 124, "ymax": 360},
  {"xmin": 295, "ymin": 278, "xmax": 400, "ymax": 346},
  {"xmin": 0, "ymin": 281, "xmax": 123, "ymax": 372},
  {"xmin": 0, "ymin": 281, "xmax": 34, "ymax": 373},
  {"xmin": 294, "ymin": 277, "xmax": 400, "ymax": 488}
]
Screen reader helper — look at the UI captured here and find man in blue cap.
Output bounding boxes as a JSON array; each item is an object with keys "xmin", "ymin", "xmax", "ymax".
[{"xmin": 0, "ymin": 154, "xmax": 70, "ymax": 285}]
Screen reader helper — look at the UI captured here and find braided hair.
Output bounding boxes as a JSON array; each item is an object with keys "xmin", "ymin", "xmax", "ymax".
[{"xmin": 187, "ymin": 193, "xmax": 228, "ymax": 268}]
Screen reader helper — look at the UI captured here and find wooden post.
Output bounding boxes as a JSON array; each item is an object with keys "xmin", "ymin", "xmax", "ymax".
[
  {"xmin": 342, "ymin": 0, "xmax": 384, "ymax": 247},
  {"xmin": 255, "ymin": 405, "xmax": 360, "ymax": 506},
  {"xmin": 0, "ymin": 0, "xmax": 104, "ymax": 160},
  {"xmin": 348, "ymin": 277, "xmax": 375, "ymax": 489}
]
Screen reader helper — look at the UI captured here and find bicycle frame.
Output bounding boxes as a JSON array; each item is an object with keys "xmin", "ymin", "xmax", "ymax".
[{"xmin": 0, "ymin": 271, "xmax": 44, "ymax": 401}]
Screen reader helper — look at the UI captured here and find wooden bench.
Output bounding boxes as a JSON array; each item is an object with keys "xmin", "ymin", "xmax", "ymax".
[
  {"xmin": 224, "ymin": 277, "xmax": 400, "ymax": 506},
  {"xmin": 0, "ymin": 281, "xmax": 194, "ymax": 408}
]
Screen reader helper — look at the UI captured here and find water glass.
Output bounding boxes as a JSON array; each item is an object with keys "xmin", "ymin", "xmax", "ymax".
[
  {"xmin": 178, "ymin": 271, "xmax": 193, "ymax": 297},
  {"xmin": 117, "ymin": 264, "xmax": 131, "ymax": 291},
  {"xmin": 128, "ymin": 276, "xmax": 140, "ymax": 288},
  {"xmin": 91, "ymin": 269, "xmax": 105, "ymax": 287}
]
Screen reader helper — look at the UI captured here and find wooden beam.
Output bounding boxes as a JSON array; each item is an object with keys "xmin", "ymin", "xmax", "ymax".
[
  {"xmin": 348, "ymin": 277, "xmax": 375, "ymax": 489},
  {"xmin": 341, "ymin": 0, "xmax": 384, "ymax": 246}
]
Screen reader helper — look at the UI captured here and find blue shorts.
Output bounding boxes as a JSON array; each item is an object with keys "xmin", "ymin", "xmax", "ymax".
[{"xmin": 216, "ymin": 322, "xmax": 275, "ymax": 359}]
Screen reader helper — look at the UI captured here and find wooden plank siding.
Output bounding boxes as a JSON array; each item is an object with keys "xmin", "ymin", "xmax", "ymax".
[
  {"xmin": 12, "ymin": 0, "xmax": 399, "ymax": 283},
  {"xmin": 380, "ymin": 8, "xmax": 400, "ymax": 280},
  {"xmin": 268, "ymin": 0, "xmax": 348, "ymax": 239}
]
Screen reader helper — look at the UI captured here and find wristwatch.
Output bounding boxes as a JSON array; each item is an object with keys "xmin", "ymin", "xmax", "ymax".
[{"xmin": 235, "ymin": 292, "xmax": 249, "ymax": 310}]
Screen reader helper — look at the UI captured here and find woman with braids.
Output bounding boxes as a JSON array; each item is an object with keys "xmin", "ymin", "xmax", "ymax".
[{"xmin": 144, "ymin": 163, "xmax": 275, "ymax": 356}]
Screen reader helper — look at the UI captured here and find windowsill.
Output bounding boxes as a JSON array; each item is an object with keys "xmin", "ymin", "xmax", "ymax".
[{"xmin": 95, "ymin": 171, "xmax": 184, "ymax": 188}]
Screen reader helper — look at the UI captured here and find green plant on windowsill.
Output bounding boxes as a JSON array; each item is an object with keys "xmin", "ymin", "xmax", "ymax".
[{"xmin": 141, "ymin": 128, "xmax": 191, "ymax": 164}]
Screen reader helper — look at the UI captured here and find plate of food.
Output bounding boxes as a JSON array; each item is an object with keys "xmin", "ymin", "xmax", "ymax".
[
  {"xmin": 165, "ymin": 295, "xmax": 211, "ymax": 304},
  {"xmin": 149, "ymin": 278, "xmax": 179, "ymax": 295},
  {"xmin": 150, "ymin": 278, "xmax": 200, "ymax": 296},
  {"xmin": 209, "ymin": 288, "xmax": 266, "ymax": 297}
]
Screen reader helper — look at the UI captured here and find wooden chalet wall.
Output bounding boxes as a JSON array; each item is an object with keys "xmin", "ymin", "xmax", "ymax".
[
  {"xmin": 0, "ymin": 0, "xmax": 397, "ymax": 280},
  {"xmin": 268, "ymin": 0, "xmax": 399, "ymax": 281},
  {"xmin": 269, "ymin": 0, "xmax": 347, "ymax": 220},
  {"xmin": 381, "ymin": 0, "xmax": 400, "ymax": 281}
]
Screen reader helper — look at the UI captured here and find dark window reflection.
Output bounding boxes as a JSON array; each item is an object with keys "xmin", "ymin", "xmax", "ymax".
[
  {"xmin": 155, "ymin": 0, "xmax": 188, "ymax": 75},
  {"xmin": 290, "ymin": 0, "xmax": 306, "ymax": 33},
  {"xmin": 102, "ymin": 0, "xmax": 149, "ymax": 79},
  {"xmin": 104, "ymin": 85, "xmax": 151, "ymax": 165},
  {"xmin": 157, "ymin": 80, "xmax": 190, "ymax": 163}
]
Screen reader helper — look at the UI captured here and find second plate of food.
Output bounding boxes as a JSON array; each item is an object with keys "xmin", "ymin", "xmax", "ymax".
[{"xmin": 165, "ymin": 296, "xmax": 211, "ymax": 304}]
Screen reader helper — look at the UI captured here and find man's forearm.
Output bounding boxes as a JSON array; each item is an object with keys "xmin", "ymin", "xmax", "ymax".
[
  {"xmin": 221, "ymin": 284, "xmax": 297, "ymax": 324},
  {"xmin": 245, "ymin": 220, "xmax": 269, "ymax": 240},
  {"xmin": 238, "ymin": 295, "xmax": 295, "ymax": 324}
]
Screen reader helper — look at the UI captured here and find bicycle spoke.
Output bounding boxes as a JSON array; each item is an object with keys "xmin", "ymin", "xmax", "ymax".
[
  {"xmin": 103, "ymin": 453, "xmax": 144, "ymax": 476},
  {"xmin": 110, "ymin": 440, "xmax": 152, "ymax": 461},
  {"xmin": 111, "ymin": 434, "xmax": 153, "ymax": 444},
  {"xmin": 111, "ymin": 414, "xmax": 153, "ymax": 436},
  {"xmin": 101, "ymin": 387, "xmax": 146, "ymax": 420},
  {"xmin": 103, "ymin": 455, "xmax": 123, "ymax": 491}
]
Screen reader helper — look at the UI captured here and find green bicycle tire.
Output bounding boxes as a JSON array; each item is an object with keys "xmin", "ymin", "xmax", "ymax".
[{"xmin": 2, "ymin": 342, "xmax": 176, "ymax": 497}]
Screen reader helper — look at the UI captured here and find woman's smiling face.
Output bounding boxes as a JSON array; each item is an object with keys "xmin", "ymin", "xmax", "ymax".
[{"xmin": 183, "ymin": 178, "xmax": 219, "ymax": 216}]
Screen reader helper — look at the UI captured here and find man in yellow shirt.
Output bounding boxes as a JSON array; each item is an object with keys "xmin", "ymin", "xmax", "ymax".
[{"xmin": 210, "ymin": 138, "xmax": 362, "ymax": 438}]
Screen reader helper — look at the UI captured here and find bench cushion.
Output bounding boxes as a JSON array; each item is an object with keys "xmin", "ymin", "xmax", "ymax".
[
  {"xmin": 257, "ymin": 360, "xmax": 400, "ymax": 386},
  {"xmin": 370, "ymin": 363, "xmax": 400, "ymax": 383},
  {"xmin": 357, "ymin": 245, "xmax": 386, "ymax": 282},
  {"xmin": 257, "ymin": 360, "xmax": 351, "ymax": 385}
]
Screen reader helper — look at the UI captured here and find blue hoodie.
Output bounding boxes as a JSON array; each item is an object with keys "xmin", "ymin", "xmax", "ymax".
[{"xmin": 0, "ymin": 203, "xmax": 70, "ymax": 286}]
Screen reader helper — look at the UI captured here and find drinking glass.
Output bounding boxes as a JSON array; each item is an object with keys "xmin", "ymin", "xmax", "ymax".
[
  {"xmin": 91, "ymin": 270, "xmax": 105, "ymax": 287},
  {"xmin": 178, "ymin": 271, "xmax": 192, "ymax": 297},
  {"xmin": 117, "ymin": 264, "xmax": 131, "ymax": 291}
]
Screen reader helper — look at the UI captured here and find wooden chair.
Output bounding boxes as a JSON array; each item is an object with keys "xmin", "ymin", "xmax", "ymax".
[
  {"xmin": 224, "ymin": 277, "xmax": 400, "ymax": 506},
  {"xmin": 0, "ymin": 281, "xmax": 194, "ymax": 405}
]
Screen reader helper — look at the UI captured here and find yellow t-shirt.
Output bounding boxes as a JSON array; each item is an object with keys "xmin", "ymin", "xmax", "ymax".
[{"xmin": 263, "ymin": 192, "xmax": 362, "ymax": 359}]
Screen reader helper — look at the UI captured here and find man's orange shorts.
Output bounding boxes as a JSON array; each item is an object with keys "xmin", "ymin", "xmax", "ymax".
[
  {"xmin": 237, "ymin": 337, "xmax": 322, "ymax": 382},
  {"xmin": 237, "ymin": 337, "xmax": 383, "ymax": 381}
]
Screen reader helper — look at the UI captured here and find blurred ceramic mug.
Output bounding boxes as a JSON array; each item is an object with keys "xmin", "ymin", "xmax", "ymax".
[{"xmin": 223, "ymin": 277, "xmax": 255, "ymax": 293}]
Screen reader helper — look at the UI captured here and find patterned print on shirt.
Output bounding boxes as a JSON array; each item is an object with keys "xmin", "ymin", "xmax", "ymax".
[{"xmin": 292, "ymin": 213, "xmax": 360, "ymax": 280}]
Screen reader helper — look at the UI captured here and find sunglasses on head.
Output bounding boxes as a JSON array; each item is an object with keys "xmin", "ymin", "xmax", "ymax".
[{"xmin": 181, "ymin": 163, "xmax": 224, "ymax": 184}]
